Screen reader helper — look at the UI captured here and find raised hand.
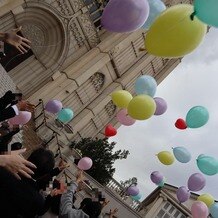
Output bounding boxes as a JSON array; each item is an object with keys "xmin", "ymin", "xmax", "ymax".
[{"xmin": 3, "ymin": 27, "xmax": 31, "ymax": 53}]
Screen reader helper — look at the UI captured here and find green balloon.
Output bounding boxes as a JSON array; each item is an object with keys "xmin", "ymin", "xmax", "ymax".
[
  {"xmin": 197, "ymin": 155, "xmax": 218, "ymax": 176},
  {"xmin": 57, "ymin": 108, "xmax": 74, "ymax": 123},
  {"xmin": 158, "ymin": 179, "xmax": 165, "ymax": 187},
  {"xmin": 194, "ymin": 0, "xmax": 218, "ymax": 27},
  {"xmin": 186, "ymin": 106, "xmax": 209, "ymax": 128}
]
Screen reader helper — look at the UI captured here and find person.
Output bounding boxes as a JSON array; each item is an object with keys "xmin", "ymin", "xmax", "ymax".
[
  {"xmin": 0, "ymin": 26, "xmax": 31, "ymax": 53},
  {"xmin": 0, "ymin": 147, "xmax": 59, "ymax": 217},
  {"xmin": 59, "ymin": 170, "xmax": 102, "ymax": 218},
  {"xmin": 0, "ymin": 90, "xmax": 35, "ymax": 122}
]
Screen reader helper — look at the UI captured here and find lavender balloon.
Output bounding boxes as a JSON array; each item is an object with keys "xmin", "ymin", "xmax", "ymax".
[
  {"xmin": 188, "ymin": 173, "xmax": 206, "ymax": 192},
  {"xmin": 127, "ymin": 186, "xmax": 139, "ymax": 196},
  {"xmin": 176, "ymin": 186, "xmax": 190, "ymax": 203},
  {"xmin": 150, "ymin": 171, "xmax": 164, "ymax": 184},
  {"xmin": 101, "ymin": 0, "xmax": 150, "ymax": 33},
  {"xmin": 45, "ymin": 100, "xmax": 62, "ymax": 114},
  {"xmin": 154, "ymin": 97, "xmax": 167, "ymax": 115},
  {"xmin": 116, "ymin": 109, "xmax": 136, "ymax": 126}
]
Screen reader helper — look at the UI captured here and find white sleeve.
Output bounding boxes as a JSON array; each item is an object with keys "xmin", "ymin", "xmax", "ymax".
[{"xmin": 11, "ymin": 105, "xmax": 19, "ymax": 115}]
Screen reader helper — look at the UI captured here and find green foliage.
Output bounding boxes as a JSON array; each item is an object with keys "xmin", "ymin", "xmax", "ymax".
[
  {"xmin": 70, "ymin": 137, "xmax": 130, "ymax": 185},
  {"xmin": 120, "ymin": 177, "xmax": 138, "ymax": 189}
]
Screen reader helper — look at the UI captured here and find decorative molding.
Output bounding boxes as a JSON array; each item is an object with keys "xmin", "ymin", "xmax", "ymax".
[
  {"xmin": 69, "ymin": 21, "xmax": 85, "ymax": 47},
  {"xmin": 90, "ymin": 72, "xmax": 105, "ymax": 92},
  {"xmin": 105, "ymin": 100, "xmax": 116, "ymax": 117}
]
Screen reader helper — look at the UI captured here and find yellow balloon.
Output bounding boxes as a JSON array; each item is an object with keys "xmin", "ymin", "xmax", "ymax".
[
  {"xmin": 145, "ymin": 4, "xmax": 207, "ymax": 58},
  {"xmin": 157, "ymin": 151, "xmax": 175, "ymax": 165},
  {"xmin": 111, "ymin": 90, "xmax": 132, "ymax": 108},
  {"xmin": 197, "ymin": 194, "xmax": 215, "ymax": 207},
  {"xmin": 127, "ymin": 95, "xmax": 156, "ymax": 120}
]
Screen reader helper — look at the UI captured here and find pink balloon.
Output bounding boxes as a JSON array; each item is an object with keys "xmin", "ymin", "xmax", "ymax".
[
  {"xmin": 9, "ymin": 111, "xmax": 32, "ymax": 125},
  {"xmin": 191, "ymin": 201, "xmax": 209, "ymax": 218},
  {"xmin": 78, "ymin": 157, "xmax": 93, "ymax": 171},
  {"xmin": 116, "ymin": 109, "xmax": 136, "ymax": 126}
]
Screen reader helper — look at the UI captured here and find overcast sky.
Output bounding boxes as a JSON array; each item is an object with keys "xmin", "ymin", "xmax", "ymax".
[{"xmin": 111, "ymin": 27, "xmax": 218, "ymax": 200}]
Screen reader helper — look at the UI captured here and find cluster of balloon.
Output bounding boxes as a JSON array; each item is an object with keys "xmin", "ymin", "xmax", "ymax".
[
  {"xmin": 78, "ymin": 157, "xmax": 93, "ymax": 171},
  {"xmin": 191, "ymin": 201, "xmax": 209, "ymax": 218},
  {"xmin": 45, "ymin": 99, "xmax": 62, "ymax": 114},
  {"xmin": 154, "ymin": 97, "xmax": 167, "ymax": 116},
  {"xmin": 187, "ymin": 173, "xmax": 206, "ymax": 192},
  {"xmin": 173, "ymin": 147, "xmax": 191, "ymax": 163},
  {"xmin": 150, "ymin": 171, "xmax": 165, "ymax": 187},
  {"xmin": 157, "ymin": 151, "xmax": 175, "ymax": 165},
  {"xmin": 175, "ymin": 118, "xmax": 187, "ymax": 130},
  {"xmin": 131, "ymin": 193, "xmax": 142, "ymax": 201},
  {"xmin": 101, "ymin": 0, "xmax": 149, "ymax": 33},
  {"xmin": 57, "ymin": 108, "xmax": 74, "ymax": 123},
  {"xmin": 128, "ymin": 75, "xmax": 157, "ymax": 120},
  {"xmin": 127, "ymin": 185, "xmax": 139, "ymax": 196},
  {"xmin": 196, "ymin": 154, "xmax": 218, "ymax": 176},
  {"xmin": 186, "ymin": 106, "xmax": 209, "ymax": 128},
  {"xmin": 210, "ymin": 203, "xmax": 218, "ymax": 218},
  {"xmin": 9, "ymin": 111, "xmax": 32, "ymax": 125},
  {"xmin": 197, "ymin": 193, "xmax": 215, "ymax": 208},
  {"xmin": 104, "ymin": 124, "xmax": 117, "ymax": 137},
  {"xmin": 142, "ymin": 0, "xmax": 166, "ymax": 30},
  {"xmin": 194, "ymin": 0, "xmax": 218, "ymax": 27},
  {"xmin": 145, "ymin": 4, "xmax": 207, "ymax": 58},
  {"xmin": 176, "ymin": 186, "xmax": 190, "ymax": 203},
  {"xmin": 116, "ymin": 109, "xmax": 136, "ymax": 126}
]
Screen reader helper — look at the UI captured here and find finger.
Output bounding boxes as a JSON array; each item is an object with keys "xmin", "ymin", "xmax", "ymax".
[
  {"xmin": 14, "ymin": 26, "xmax": 22, "ymax": 33},
  {"xmin": 21, "ymin": 165, "xmax": 34, "ymax": 175},
  {"xmin": 21, "ymin": 41, "xmax": 30, "ymax": 48},
  {"xmin": 14, "ymin": 148, "xmax": 26, "ymax": 155},
  {"xmin": 23, "ymin": 160, "xmax": 37, "ymax": 169},
  {"xmin": 18, "ymin": 45, "xmax": 27, "ymax": 53},
  {"xmin": 16, "ymin": 46, "xmax": 24, "ymax": 54},
  {"xmin": 19, "ymin": 169, "xmax": 32, "ymax": 179},
  {"xmin": 22, "ymin": 37, "xmax": 31, "ymax": 44},
  {"xmin": 13, "ymin": 173, "xmax": 21, "ymax": 180}
]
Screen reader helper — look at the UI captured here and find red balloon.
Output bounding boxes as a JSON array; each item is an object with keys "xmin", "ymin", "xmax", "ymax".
[
  {"xmin": 105, "ymin": 124, "xmax": 117, "ymax": 137},
  {"xmin": 175, "ymin": 118, "xmax": 187, "ymax": 130}
]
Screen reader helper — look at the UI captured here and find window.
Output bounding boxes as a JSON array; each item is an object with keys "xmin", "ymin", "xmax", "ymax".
[
  {"xmin": 155, "ymin": 201, "xmax": 186, "ymax": 218},
  {"xmin": 83, "ymin": 0, "xmax": 109, "ymax": 30}
]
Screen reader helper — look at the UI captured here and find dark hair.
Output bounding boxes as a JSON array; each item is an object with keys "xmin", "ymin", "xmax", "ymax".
[
  {"xmin": 81, "ymin": 200, "xmax": 102, "ymax": 218},
  {"xmin": 27, "ymin": 148, "xmax": 55, "ymax": 179},
  {"xmin": 11, "ymin": 142, "xmax": 22, "ymax": 151},
  {"xmin": 50, "ymin": 194, "xmax": 62, "ymax": 215}
]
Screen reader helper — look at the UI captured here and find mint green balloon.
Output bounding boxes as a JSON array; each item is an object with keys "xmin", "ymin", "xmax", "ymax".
[
  {"xmin": 186, "ymin": 106, "xmax": 209, "ymax": 128},
  {"xmin": 194, "ymin": 0, "xmax": 218, "ymax": 27},
  {"xmin": 197, "ymin": 155, "xmax": 218, "ymax": 176},
  {"xmin": 131, "ymin": 193, "xmax": 142, "ymax": 201},
  {"xmin": 158, "ymin": 179, "xmax": 165, "ymax": 187},
  {"xmin": 57, "ymin": 108, "xmax": 74, "ymax": 123}
]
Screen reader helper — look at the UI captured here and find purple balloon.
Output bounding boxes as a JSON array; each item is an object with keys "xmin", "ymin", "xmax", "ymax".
[
  {"xmin": 154, "ymin": 97, "xmax": 167, "ymax": 115},
  {"xmin": 45, "ymin": 100, "xmax": 62, "ymax": 114},
  {"xmin": 176, "ymin": 186, "xmax": 190, "ymax": 203},
  {"xmin": 127, "ymin": 186, "xmax": 139, "ymax": 196},
  {"xmin": 78, "ymin": 157, "xmax": 93, "ymax": 171},
  {"xmin": 101, "ymin": 0, "xmax": 149, "ymax": 33},
  {"xmin": 150, "ymin": 171, "xmax": 164, "ymax": 184},
  {"xmin": 188, "ymin": 173, "xmax": 206, "ymax": 192}
]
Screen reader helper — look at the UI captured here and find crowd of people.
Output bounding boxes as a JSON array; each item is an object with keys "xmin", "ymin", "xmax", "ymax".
[{"xmin": 0, "ymin": 28, "xmax": 118, "ymax": 218}]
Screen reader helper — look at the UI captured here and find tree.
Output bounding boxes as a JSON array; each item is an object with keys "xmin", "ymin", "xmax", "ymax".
[
  {"xmin": 120, "ymin": 177, "xmax": 138, "ymax": 189},
  {"xmin": 70, "ymin": 137, "xmax": 130, "ymax": 185}
]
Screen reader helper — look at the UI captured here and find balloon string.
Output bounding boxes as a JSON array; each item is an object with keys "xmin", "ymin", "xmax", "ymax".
[{"xmin": 190, "ymin": 11, "xmax": 196, "ymax": 21}]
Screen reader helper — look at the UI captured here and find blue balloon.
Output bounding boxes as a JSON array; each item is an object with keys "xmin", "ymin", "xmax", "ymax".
[
  {"xmin": 210, "ymin": 203, "xmax": 218, "ymax": 218},
  {"xmin": 173, "ymin": 146, "xmax": 191, "ymax": 163},
  {"xmin": 197, "ymin": 155, "xmax": 218, "ymax": 176},
  {"xmin": 157, "ymin": 179, "xmax": 165, "ymax": 187},
  {"xmin": 142, "ymin": 0, "xmax": 166, "ymax": 29},
  {"xmin": 134, "ymin": 75, "xmax": 157, "ymax": 97},
  {"xmin": 57, "ymin": 108, "xmax": 74, "ymax": 123},
  {"xmin": 131, "ymin": 193, "xmax": 142, "ymax": 201},
  {"xmin": 186, "ymin": 106, "xmax": 209, "ymax": 128}
]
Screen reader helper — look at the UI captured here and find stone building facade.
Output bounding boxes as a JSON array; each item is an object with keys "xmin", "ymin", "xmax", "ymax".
[{"xmin": 0, "ymin": 0, "xmax": 195, "ymax": 217}]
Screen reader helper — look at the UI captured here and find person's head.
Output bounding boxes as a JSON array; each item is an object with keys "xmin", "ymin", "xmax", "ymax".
[
  {"xmin": 80, "ymin": 198, "xmax": 102, "ymax": 218},
  {"xmin": 27, "ymin": 147, "xmax": 55, "ymax": 179}
]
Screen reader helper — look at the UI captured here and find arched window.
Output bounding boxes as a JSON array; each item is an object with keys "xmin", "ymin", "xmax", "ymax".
[
  {"xmin": 90, "ymin": 72, "xmax": 105, "ymax": 92},
  {"xmin": 105, "ymin": 100, "xmax": 116, "ymax": 117}
]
